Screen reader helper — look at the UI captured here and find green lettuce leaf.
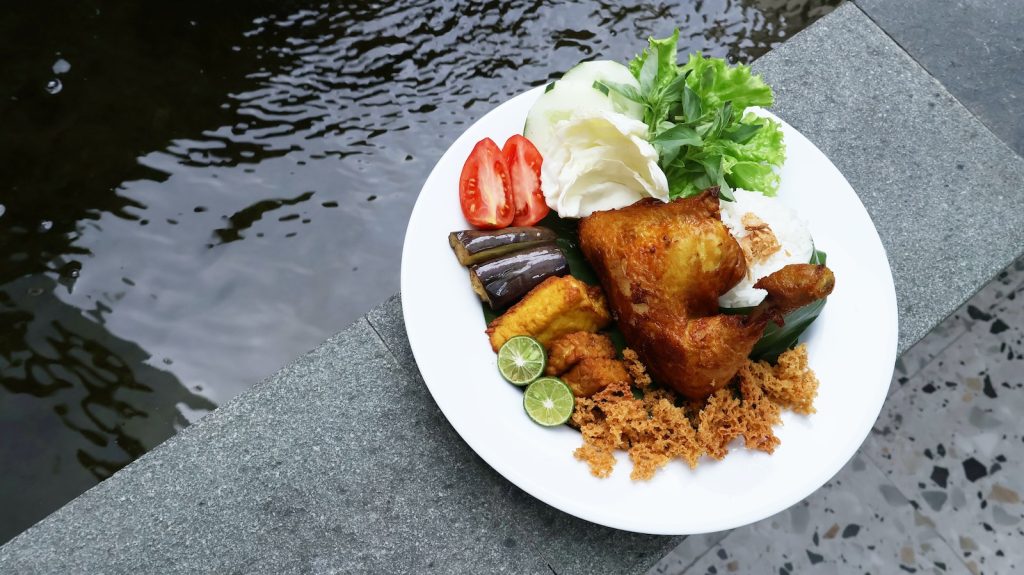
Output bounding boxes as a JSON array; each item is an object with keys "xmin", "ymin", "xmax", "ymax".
[
  {"xmin": 626, "ymin": 31, "xmax": 785, "ymax": 199},
  {"xmin": 629, "ymin": 30, "xmax": 679, "ymax": 91},
  {"xmin": 679, "ymin": 53, "xmax": 774, "ymax": 116}
]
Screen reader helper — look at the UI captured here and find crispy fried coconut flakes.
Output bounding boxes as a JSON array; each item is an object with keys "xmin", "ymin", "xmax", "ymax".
[{"xmin": 572, "ymin": 344, "xmax": 818, "ymax": 479}]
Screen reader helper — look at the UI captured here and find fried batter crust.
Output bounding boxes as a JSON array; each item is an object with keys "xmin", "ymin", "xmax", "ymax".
[
  {"xmin": 562, "ymin": 358, "xmax": 630, "ymax": 398},
  {"xmin": 545, "ymin": 331, "xmax": 617, "ymax": 376},
  {"xmin": 573, "ymin": 346, "xmax": 818, "ymax": 480}
]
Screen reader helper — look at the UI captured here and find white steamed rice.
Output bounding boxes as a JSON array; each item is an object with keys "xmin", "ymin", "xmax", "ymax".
[{"xmin": 718, "ymin": 189, "xmax": 813, "ymax": 308}]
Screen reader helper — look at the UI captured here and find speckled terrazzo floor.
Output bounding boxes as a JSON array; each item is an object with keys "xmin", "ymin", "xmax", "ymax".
[{"xmin": 651, "ymin": 255, "xmax": 1024, "ymax": 575}]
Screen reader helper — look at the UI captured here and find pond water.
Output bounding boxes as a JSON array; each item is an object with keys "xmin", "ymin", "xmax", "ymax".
[{"xmin": 0, "ymin": 0, "xmax": 838, "ymax": 542}]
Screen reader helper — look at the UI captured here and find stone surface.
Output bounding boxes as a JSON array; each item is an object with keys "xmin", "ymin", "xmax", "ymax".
[
  {"xmin": 0, "ymin": 319, "xmax": 679, "ymax": 574},
  {"xmin": 678, "ymin": 455, "xmax": 963, "ymax": 574},
  {"xmin": 751, "ymin": 2, "xmax": 1024, "ymax": 355},
  {"xmin": 891, "ymin": 254, "xmax": 1024, "ymax": 396},
  {"xmin": 862, "ymin": 281, "xmax": 1024, "ymax": 575},
  {"xmin": 855, "ymin": 0, "xmax": 1024, "ymax": 156}
]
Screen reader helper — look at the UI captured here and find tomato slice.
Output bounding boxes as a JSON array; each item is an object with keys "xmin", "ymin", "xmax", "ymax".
[
  {"xmin": 502, "ymin": 135, "xmax": 549, "ymax": 226},
  {"xmin": 459, "ymin": 138, "xmax": 514, "ymax": 229}
]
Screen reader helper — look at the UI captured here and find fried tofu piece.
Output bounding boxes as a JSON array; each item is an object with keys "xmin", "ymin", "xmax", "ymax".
[
  {"xmin": 486, "ymin": 276, "xmax": 611, "ymax": 352},
  {"xmin": 545, "ymin": 331, "xmax": 616, "ymax": 376},
  {"xmin": 562, "ymin": 358, "xmax": 630, "ymax": 398}
]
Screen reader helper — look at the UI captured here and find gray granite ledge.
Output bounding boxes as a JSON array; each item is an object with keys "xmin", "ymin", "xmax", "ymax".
[
  {"xmin": 4, "ymin": 3, "xmax": 1024, "ymax": 574},
  {"xmin": 855, "ymin": 0, "xmax": 1024, "ymax": 157},
  {"xmin": 0, "ymin": 316, "xmax": 680, "ymax": 574}
]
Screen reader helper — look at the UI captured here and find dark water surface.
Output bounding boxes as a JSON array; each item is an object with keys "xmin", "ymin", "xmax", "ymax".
[{"xmin": 0, "ymin": 0, "xmax": 837, "ymax": 542}]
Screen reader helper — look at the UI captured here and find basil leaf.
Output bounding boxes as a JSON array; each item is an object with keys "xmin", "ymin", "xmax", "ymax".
[
  {"xmin": 653, "ymin": 124, "xmax": 702, "ymax": 147},
  {"xmin": 717, "ymin": 180, "xmax": 735, "ymax": 201},
  {"xmin": 654, "ymin": 124, "xmax": 700, "ymax": 167},
  {"xmin": 724, "ymin": 122, "xmax": 760, "ymax": 144},
  {"xmin": 594, "ymin": 80, "xmax": 643, "ymax": 103},
  {"xmin": 639, "ymin": 51, "xmax": 659, "ymax": 95},
  {"xmin": 682, "ymin": 83, "xmax": 702, "ymax": 123},
  {"xmin": 707, "ymin": 101, "xmax": 733, "ymax": 139},
  {"xmin": 700, "ymin": 155, "xmax": 723, "ymax": 183},
  {"xmin": 661, "ymin": 72, "xmax": 687, "ymax": 105}
]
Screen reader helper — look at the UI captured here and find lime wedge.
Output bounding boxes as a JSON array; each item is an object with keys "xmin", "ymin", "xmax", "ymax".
[
  {"xmin": 523, "ymin": 377, "xmax": 575, "ymax": 426},
  {"xmin": 497, "ymin": 336, "xmax": 546, "ymax": 386}
]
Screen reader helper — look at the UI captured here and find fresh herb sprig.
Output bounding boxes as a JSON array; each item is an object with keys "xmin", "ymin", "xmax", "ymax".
[{"xmin": 596, "ymin": 32, "xmax": 786, "ymax": 201}]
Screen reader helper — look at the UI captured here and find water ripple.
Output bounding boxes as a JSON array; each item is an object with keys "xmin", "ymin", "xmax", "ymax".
[{"xmin": 0, "ymin": 0, "xmax": 839, "ymax": 543}]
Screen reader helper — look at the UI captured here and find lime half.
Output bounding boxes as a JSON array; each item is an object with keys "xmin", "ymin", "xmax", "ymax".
[
  {"xmin": 497, "ymin": 336, "xmax": 546, "ymax": 386},
  {"xmin": 523, "ymin": 377, "xmax": 575, "ymax": 426}
]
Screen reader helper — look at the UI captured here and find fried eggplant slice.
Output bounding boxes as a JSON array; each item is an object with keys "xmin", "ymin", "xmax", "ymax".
[
  {"xmin": 449, "ymin": 226, "xmax": 557, "ymax": 265},
  {"xmin": 469, "ymin": 243, "xmax": 568, "ymax": 310}
]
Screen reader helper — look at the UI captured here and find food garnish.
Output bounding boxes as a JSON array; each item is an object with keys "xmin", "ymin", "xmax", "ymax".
[
  {"xmin": 469, "ymin": 243, "xmax": 569, "ymax": 310},
  {"xmin": 610, "ymin": 31, "xmax": 786, "ymax": 200},
  {"xmin": 496, "ymin": 336, "xmax": 547, "ymax": 386},
  {"xmin": 738, "ymin": 212, "xmax": 781, "ymax": 264},
  {"xmin": 572, "ymin": 346, "xmax": 817, "ymax": 479},
  {"xmin": 523, "ymin": 377, "xmax": 575, "ymax": 427},
  {"xmin": 502, "ymin": 135, "xmax": 550, "ymax": 226},
  {"xmin": 449, "ymin": 226, "xmax": 557, "ymax": 266},
  {"xmin": 459, "ymin": 138, "xmax": 514, "ymax": 229},
  {"xmin": 486, "ymin": 275, "xmax": 611, "ymax": 352}
]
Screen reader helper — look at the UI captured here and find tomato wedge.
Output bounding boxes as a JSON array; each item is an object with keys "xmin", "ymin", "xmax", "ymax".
[
  {"xmin": 459, "ymin": 138, "xmax": 514, "ymax": 229},
  {"xmin": 502, "ymin": 135, "xmax": 549, "ymax": 226}
]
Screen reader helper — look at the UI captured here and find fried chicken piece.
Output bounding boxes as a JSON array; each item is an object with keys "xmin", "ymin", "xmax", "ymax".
[
  {"xmin": 562, "ymin": 358, "xmax": 630, "ymax": 397},
  {"xmin": 578, "ymin": 191, "xmax": 835, "ymax": 399},
  {"xmin": 545, "ymin": 331, "xmax": 616, "ymax": 376},
  {"xmin": 486, "ymin": 275, "xmax": 611, "ymax": 352}
]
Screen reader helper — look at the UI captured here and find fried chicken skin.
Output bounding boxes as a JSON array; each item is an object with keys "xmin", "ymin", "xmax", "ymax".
[
  {"xmin": 545, "ymin": 331, "xmax": 617, "ymax": 376},
  {"xmin": 578, "ymin": 191, "xmax": 834, "ymax": 399},
  {"xmin": 562, "ymin": 358, "xmax": 631, "ymax": 397}
]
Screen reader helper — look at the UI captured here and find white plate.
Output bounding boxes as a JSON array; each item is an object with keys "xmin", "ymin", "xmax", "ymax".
[{"xmin": 401, "ymin": 86, "xmax": 898, "ymax": 535}]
